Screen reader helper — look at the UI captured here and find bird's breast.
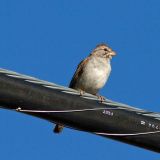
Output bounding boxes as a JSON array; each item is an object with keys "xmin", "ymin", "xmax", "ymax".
[{"xmin": 78, "ymin": 57, "xmax": 111, "ymax": 92}]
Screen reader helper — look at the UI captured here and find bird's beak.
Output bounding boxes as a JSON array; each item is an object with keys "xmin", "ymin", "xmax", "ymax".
[{"xmin": 109, "ymin": 51, "xmax": 116, "ymax": 56}]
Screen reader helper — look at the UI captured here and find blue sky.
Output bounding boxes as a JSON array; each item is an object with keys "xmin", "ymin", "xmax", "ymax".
[{"xmin": 0, "ymin": 0, "xmax": 160, "ymax": 159}]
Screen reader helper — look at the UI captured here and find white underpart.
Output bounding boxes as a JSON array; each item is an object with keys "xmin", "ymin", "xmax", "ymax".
[{"xmin": 77, "ymin": 56, "xmax": 111, "ymax": 93}]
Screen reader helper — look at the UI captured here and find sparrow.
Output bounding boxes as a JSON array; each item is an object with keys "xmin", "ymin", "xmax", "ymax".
[{"xmin": 54, "ymin": 43, "xmax": 116, "ymax": 133}]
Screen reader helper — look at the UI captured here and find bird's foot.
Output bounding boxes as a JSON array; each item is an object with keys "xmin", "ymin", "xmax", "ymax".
[
  {"xmin": 97, "ymin": 95, "xmax": 106, "ymax": 103},
  {"xmin": 79, "ymin": 89, "xmax": 85, "ymax": 96},
  {"xmin": 53, "ymin": 124, "xmax": 64, "ymax": 134}
]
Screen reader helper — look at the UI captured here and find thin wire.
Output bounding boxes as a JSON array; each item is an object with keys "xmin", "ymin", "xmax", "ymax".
[
  {"xmin": 14, "ymin": 107, "xmax": 124, "ymax": 113},
  {"xmin": 95, "ymin": 130, "xmax": 160, "ymax": 136}
]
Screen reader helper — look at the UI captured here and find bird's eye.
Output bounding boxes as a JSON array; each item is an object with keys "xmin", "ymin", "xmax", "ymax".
[{"xmin": 104, "ymin": 48, "xmax": 108, "ymax": 51}]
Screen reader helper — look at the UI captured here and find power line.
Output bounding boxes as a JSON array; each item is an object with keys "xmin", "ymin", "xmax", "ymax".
[{"xmin": 0, "ymin": 68, "xmax": 160, "ymax": 153}]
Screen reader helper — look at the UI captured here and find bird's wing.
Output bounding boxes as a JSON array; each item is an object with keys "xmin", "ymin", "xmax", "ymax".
[{"xmin": 69, "ymin": 57, "xmax": 90, "ymax": 88}]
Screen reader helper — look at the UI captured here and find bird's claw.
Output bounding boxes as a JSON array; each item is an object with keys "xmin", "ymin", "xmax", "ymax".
[
  {"xmin": 97, "ymin": 95, "xmax": 106, "ymax": 103},
  {"xmin": 79, "ymin": 90, "xmax": 85, "ymax": 96}
]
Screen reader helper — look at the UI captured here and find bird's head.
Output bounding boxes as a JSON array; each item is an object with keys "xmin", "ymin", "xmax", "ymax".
[{"xmin": 92, "ymin": 43, "xmax": 116, "ymax": 59}]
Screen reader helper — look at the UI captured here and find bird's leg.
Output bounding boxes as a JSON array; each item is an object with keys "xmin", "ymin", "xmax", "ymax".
[
  {"xmin": 79, "ymin": 89, "xmax": 85, "ymax": 96},
  {"xmin": 96, "ymin": 94, "xmax": 106, "ymax": 103}
]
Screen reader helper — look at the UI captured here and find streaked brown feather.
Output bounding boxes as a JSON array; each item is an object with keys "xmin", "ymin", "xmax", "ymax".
[{"xmin": 69, "ymin": 56, "xmax": 91, "ymax": 88}]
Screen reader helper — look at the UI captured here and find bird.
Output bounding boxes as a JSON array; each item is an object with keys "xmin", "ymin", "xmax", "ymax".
[{"xmin": 54, "ymin": 43, "xmax": 116, "ymax": 133}]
